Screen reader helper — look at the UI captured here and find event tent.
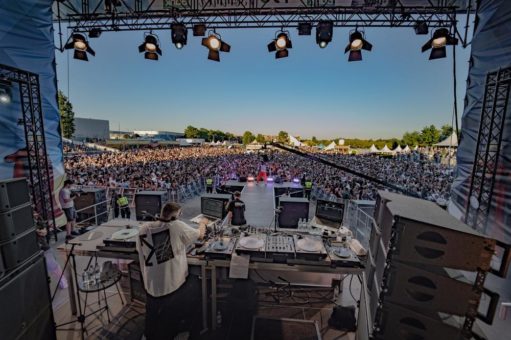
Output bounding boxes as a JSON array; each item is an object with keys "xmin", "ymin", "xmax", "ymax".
[
  {"xmin": 325, "ymin": 141, "xmax": 337, "ymax": 150},
  {"xmin": 434, "ymin": 131, "xmax": 458, "ymax": 147},
  {"xmin": 393, "ymin": 145, "xmax": 403, "ymax": 153},
  {"xmin": 289, "ymin": 135, "xmax": 304, "ymax": 147},
  {"xmin": 381, "ymin": 145, "xmax": 393, "ymax": 153},
  {"xmin": 369, "ymin": 144, "xmax": 379, "ymax": 153},
  {"xmin": 403, "ymin": 145, "xmax": 411, "ymax": 153}
]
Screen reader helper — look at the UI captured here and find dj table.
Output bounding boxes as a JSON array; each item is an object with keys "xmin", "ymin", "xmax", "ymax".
[{"xmin": 57, "ymin": 219, "xmax": 365, "ymax": 333}]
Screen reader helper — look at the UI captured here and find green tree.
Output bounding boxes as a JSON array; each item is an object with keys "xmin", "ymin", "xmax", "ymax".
[
  {"xmin": 420, "ymin": 125, "xmax": 441, "ymax": 146},
  {"xmin": 440, "ymin": 124, "xmax": 454, "ymax": 140},
  {"xmin": 311, "ymin": 136, "xmax": 318, "ymax": 145},
  {"xmin": 184, "ymin": 125, "xmax": 200, "ymax": 138},
  {"xmin": 277, "ymin": 131, "xmax": 289, "ymax": 143},
  {"xmin": 256, "ymin": 134, "xmax": 266, "ymax": 143},
  {"xmin": 242, "ymin": 131, "xmax": 255, "ymax": 145},
  {"xmin": 58, "ymin": 91, "xmax": 75, "ymax": 138}
]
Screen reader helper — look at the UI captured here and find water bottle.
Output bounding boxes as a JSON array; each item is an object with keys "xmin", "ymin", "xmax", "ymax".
[{"xmin": 216, "ymin": 310, "xmax": 222, "ymax": 328}]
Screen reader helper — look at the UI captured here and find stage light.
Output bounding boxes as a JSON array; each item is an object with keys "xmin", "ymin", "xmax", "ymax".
[
  {"xmin": 201, "ymin": 32, "xmax": 231, "ymax": 62},
  {"xmin": 292, "ymin": 178, "xmax": 300, "ymax": 184},
  {"xmin": 138, "ymin": 33, "xmax": 162, "ymax": 60},
  {"xmin": 88, "ymin": 28, "xmax": 102, "ymax": 38},
  {"xmin": 421, "ymin": 28, "xmax": 458, "ymax": 60},
  {"xmin": 64, "ymin": 33, "xmax": 96, "ymax": 61},
  {"xmin": 248, "ymin": 176, "xmax": 255, "ymax": 182},
  {"xmin": 414, "ymin": 21, "xmax": 428, "ymax": 35},
  {"xmin": 267, "ymin": 177, "xmax": 274, "ymax": 182},
  {"xmin": 0, "ymin": 79, "xmax": 12, "ymax": 105},
  {"xmin": 344, "ymin": 29, "xmax": 372, "ymax": 62},
  {"xmin": 316, "ymin": 21, "xmax": 333, "ymax": 48},
  {"xmin": 193, "ymin": 24, "xmax": 206, "ymax": 36},
  {"xmin": 267, "ymin": 31, "xmax": 292, "ymax": 59},
  {"xmin": 298, "ymin": 22, "xmax": 312, "ymax": 36},
  {"xmin": 171, "ymin": 23, "xmax": 187, "ymax": 49}
]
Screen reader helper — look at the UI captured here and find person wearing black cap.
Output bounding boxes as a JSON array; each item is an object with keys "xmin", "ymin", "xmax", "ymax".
[{"xmin": 226, "ymin": 191, "xmax": 246, "ymax": 226}]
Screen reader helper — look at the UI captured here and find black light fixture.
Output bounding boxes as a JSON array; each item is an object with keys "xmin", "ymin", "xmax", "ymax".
[
  {"xmin": 267, "ymin": 31, "xmax": 292, "ymax": 59},
  {"xmin": 171, "ymin": 23, "xmax": 187, "ymax": 49},
  {"xmin": 201, "ymin": 32, "xmax": 231, "ymax": 62},
  {"xmin": 421, "ymin": 28, "xmax": 458, "ymax": 60},
  {"xmin": 64, "ymin": 33, "xmax": 96, "ymax": 61},
  {"xmin": 105, "ymin": 0, "xmax": 121, "ymax": 12},
  {"xmin": 414, "ymin": 21, "xmax": 429, "ymax": 35},
  {"xmin": 298, "ymin": 22, "xmax": 312, "ymax": 36},
  {"xmin": 88, "ymin": 28, "xmax": 102, "ymax": 38},
  {"xmin": 138, "ymin": 33, "xmax": 162, "ymax": 60},
  {"xmin": 0, "ymin": 78, "xmax": 12, "ymax": 105},
  {"xmin": 344, "ymin": 29, "xmax": 372, "ymax": 62},
  {"xmin": 193, "ymin": 24, "xmax": 206, "ymax": 37},
  {"xmin": 316, "ymin": 21, "xmax": 333, "ymax": 48}
]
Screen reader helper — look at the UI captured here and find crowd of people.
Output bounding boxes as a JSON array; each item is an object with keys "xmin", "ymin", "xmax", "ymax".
[{"xmin": 64, "ymin": 145, "xmax": 454, "ymax": 204}]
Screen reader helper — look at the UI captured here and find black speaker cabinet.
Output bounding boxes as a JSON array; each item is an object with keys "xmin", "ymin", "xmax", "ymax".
[
  {"xmin": 374, "ymin": 302, "xmax": 464, "ymax": 340},
  {"xmin": 0, "ymin": 178, "xmax": 30, "ymax": 212},
  {"xmin": 0, "ymin": 255, "xmax": 56, "ymax": 340},
  {"xmin": 135, "ymin": 191, "xmax": 168, "ymax": 220},
  {"xmin": 128, "ymin": 262, "xmax": 146, "ymax": 303},
  {"xmin": 375, "ymin": 191, "xmax": 495, "ymax": 271},
  {"xmin": 0, "ymin": 203, "xmax": 34, "ymax": 243},
  {"xmin": 73, "ymin": 188, "xmax": 108, "ymax": 224},
  {"xmin": 382, "ymin": 261, "xmax": 481, "ymax": 317},
  {"xmin": 0, "ymin": 229, "xmax": 40, "ymax": 277}
]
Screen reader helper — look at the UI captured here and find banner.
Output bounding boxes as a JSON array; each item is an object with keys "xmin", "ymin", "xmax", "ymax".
[{"xmin": 0, "ymin": 0, "xmax": 66, "ymax": 226}]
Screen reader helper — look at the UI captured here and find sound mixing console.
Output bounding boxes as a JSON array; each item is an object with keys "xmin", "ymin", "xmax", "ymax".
[{"xmin": 265, "ymin": 235, "xmax": 295, "ymax": 262}]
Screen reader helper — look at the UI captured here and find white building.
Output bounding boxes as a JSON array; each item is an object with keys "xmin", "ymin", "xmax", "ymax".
[
  {"xmin": 74, "ymin": 117, "xmax": 110, "ymax": 141},
  {"xmin": 133, "ymin": 130, "xmax": 184, "ymax": 141}
]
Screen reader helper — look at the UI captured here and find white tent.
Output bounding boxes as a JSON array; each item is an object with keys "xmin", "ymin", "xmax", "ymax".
[
  {"xmin": 413, "ymin": 145, "xmax": 419, "ymax": 151},
  {"xmin": 434, "ymin": 131, "xmax": 458, "ymax": 147},
  {"xmin": 289, "ymin": 135, "xmax": 304, "ymax": 147},
  {"xmin": 381, "ymin": 144, "xmax": 393, "ymax": 153},
  {"xmin": 403, "ymin": 145, "xmax": 411, "ymax": 153},
  {"xmin": 325, "ymin": 141, "xmax": 337, "ymax": 150},
  {"xmin": 393, "ymin": 145, "xmax": 403, "ymax": 153},
  {"xmin": 369, "ymin": 144, "xmax": 379, "ymax": 153},
  {"xmin": 338, "ymin": 139, "xmax": 345, "ymax": 146}
]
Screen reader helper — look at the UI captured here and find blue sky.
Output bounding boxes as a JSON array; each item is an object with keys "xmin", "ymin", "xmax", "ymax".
[{"xmin": 55, "ymin": 24, "xmax": 471, "ymax": 139}]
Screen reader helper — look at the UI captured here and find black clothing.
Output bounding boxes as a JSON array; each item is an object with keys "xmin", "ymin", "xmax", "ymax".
[{"xmin": 226, "ymin": 198, "xmax": 246, "ymax": 226}]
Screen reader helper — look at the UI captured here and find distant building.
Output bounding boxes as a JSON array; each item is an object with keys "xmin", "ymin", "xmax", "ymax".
[
  {"xmin": 176, "ymin": 138, "xmax": 205, "ymax": 146},
  {"xmin": 134, "ymin": 130, "xmax": 185, "ymax": 141},
  {"xmin": 110, "ymin": 130, "xmax": 132, "ymax": 139},
  {"xmin": 74, "ymin": 117, "xmax": 109, "ymax": 141}
]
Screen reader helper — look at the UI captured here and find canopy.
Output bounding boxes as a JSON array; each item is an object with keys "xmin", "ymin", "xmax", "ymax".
[
  {"xmin": 381, "ymin": 144, "xmax": 393, "ymax": 153},
  {"xmin": 393, "ymin": 145, "xmax": 403, "ymax": 153},
  {"xmin": 325, "ymin": 141, "xmax": 337, "ymax": 150},
  {"xmin": 403, "ymin": 145, "xmax": 411, "ymax": 153},
  {"xmin": 413, "ymin": 145, "xmax": 419, "ymax": 151},
  {"xmin": 369, "ymin": 144, "xmax": 379, "ymax": 153},
  {"xmin": 435, "ymin": 131, "xmax": 458, "ymax": 147},
  {"xmin": 289, "ymin": 135, "xmax": 304, "ymax": 147},
  {"xmin": 338, "ymin": 139, "xmax": 345, "ymax": 146}
]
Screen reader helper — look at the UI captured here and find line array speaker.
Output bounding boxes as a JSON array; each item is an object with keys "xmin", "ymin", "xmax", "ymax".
[{"xmin": 0, "ymin": 178, "xmax": 30, "ymax": 212}]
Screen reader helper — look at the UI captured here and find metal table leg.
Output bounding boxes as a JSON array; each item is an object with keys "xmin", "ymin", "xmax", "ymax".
[
  {"xmin": 211, "ymin": 263, "xmax": 217, "ymax": 331},
  {"xmin": 66, "ymin": 257, "xmax": 77, "ymax": 315},
  {"xmin": 201, "ymin": 264, "xmax": 208, "ymax": 333}
]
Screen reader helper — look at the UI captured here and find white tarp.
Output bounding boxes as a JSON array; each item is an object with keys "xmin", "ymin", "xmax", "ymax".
[
  {"xmin": 325, "ymin": 141, "xmax": 337, "ymax": 150},
  {"xmin": 289, "ymin": 135, "xmax": 304, "ymax": 147},
  {"xmin": 435, "ymin": 131, "xmax": 458, "ymax": 147}
]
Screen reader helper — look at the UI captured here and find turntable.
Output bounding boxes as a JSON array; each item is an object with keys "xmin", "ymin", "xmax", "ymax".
[
  {"xmin": 103, "ymin": 228, "xmax": 139, "ymax": 248},
  {"xmin": 327, "ymin": 244, "xmax": 362, "ymax": 268},
  {"xmin": 293, "ymin": 235, "xmax": 328, "ymax": 261},
  {"xmin": 235, "ymin": 234, "xmax": 267, "ymax": 260},
  {"xmin": 204, "ymin": 237, "xmax": 236, "ymax": 260}
]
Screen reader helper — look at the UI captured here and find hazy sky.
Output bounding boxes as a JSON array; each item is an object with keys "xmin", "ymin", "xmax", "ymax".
[{"xmin": 55, "ymin": 23, "xmax": 471, "ymax": 139}]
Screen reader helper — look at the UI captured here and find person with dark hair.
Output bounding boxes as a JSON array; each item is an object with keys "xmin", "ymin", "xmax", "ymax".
[
  {"xmin": 136, "ymin": 202, "xmax": 207, "ymax": 339},
  {"xmin": 59, "ymin": 179, "xmax": 79, "ymax": 240},
  {"xmin": 226, "ymin": 191, "xmax": 246, "ymax": 226}
]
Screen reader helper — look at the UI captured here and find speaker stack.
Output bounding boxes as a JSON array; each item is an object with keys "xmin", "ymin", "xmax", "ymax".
[
  {"xmin": 366, "ymin": 191, "xmax": 508, "ymax": 340},
  {"xmin": 0, "ymin": 178, "xmax": 56, "ymax": 340},
  {"xmin": 135, "ymin": 190, "xmax": 169, "ymax": 220},
  {"xmin": 73, "ymin": 188, "xmax": 108, "ymax": 224}
]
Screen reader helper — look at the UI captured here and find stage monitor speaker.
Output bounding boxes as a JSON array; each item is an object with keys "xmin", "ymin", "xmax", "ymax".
[
  {"xmin": 382, "ymin": 261, "xmax": 481, "ymax": 317},
  {"xmin": 0, "ymin": 228, "xmax": 40, "ymax": 277},
  {"xmin": 374, "ymin": 302, "xmax": 464, "ymax": 340},
  {"xmin": 374, "ymin": 191, "xmax": 495, "ymax": 272},
  {"xmin": 73, "ymin": 188, "xmax": 108, "ymax": 224},
  {"xmin": 0, "ymin": 178, "xmax": 30, "ymax": 212},
  {"xmin": 0, "ymin": 203, "xmax": 34, "ymax": 243},
  {"xmin": 0, "ymin": 255, "xmax": 56, "ymax": 340},
  {"xmin": 278, "ymin": 197, "xmax": 309, "ymax": 229},
  {"xmin": 135, "ymin": 191, "xmax": 169, "ymax": 221}
]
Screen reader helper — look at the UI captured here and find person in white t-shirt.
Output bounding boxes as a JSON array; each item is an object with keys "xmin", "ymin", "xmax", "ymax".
[
  {"xmin": 136, "ymin": 202, "xmax": 207, "ymax": 340},
  {"xmin": 59, "ymin": 179, "xmax": 79, "ymax": 240}
]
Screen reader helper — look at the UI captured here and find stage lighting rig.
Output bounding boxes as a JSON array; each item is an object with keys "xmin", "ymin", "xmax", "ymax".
[
  {"xmin": 88, "ymin": 28, "xmax": 102, "ymax": 38},
  {"xmin": 202, "ymin": 32, "xmax": 231, "ymax": 62},
  {"xmin": 193, "ymin": 24, "xmax": 206, "ymax": 36},
  {"xmin": 421, "ymin": 28, "xmax": 458, "ymax": 60},
  {"xmin": 298, "ymin": 22, "xmax": 312, "ymax": 36},
  {"xmin": 268, "ymin": 31, "xmax": 292, "ymax": 59},
  {"xmin": 344, "ymin": 29, "xmax": 372, "ymax": 62},
  {"xmin": 414, "ymin": 21, "xmax": 429, "ymax": 35},
  {"xmin": 171, "ymin": 23, "xmax": 187, "ymax": 49},
  {"xmin": 316, "ymin": 21, "xmax": 333, "ymax": 48},
  {"xmin": 64, "ymin": 33, "xmax": 96, "ymax": 61},
  {"xmin": 138, "ymin": 33, "xmax": 162, "ymax": 60},
  {"xmin": 0, "ymin": 78, "xmax": 12, "ymax": 104}
]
